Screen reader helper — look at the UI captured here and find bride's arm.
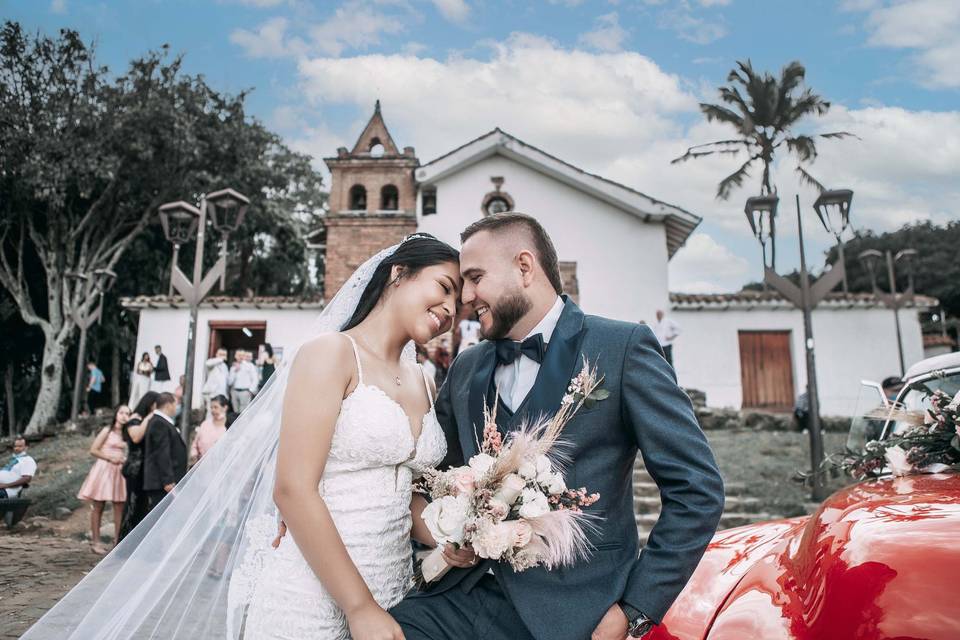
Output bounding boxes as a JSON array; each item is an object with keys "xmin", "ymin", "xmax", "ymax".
[{"xmin": 273, "ymin": 334, "xmax": 403, "ymax": 640}]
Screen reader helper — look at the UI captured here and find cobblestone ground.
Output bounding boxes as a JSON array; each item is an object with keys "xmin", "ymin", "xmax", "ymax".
[{"xmin": 0, "ymin": 534, "xmax": 99, "ymax": 639}]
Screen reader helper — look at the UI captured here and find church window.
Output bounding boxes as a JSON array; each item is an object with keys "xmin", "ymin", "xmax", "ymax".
[
  {"xmin": 369, "ymin": 138, "xmax": 385, "ymax": 157},
  {"xmin": 422, "ymin": 188, "xmax": 437, "ymax": 216},
  {"xmin": 483, "ymin": 195, "xmax": 511, "ymax": 216},
  {"xmin": 349, "ymin": 184, "xmax": 367, "ymax": 210},
  {"xmin": 381, "ymin": 184, "xmax": 399, "ymax": 211}
]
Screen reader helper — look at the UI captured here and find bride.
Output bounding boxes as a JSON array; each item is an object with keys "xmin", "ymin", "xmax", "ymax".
[{"xmin": 23, "ymin": 233, "xmax": 475, "ymax": 639}]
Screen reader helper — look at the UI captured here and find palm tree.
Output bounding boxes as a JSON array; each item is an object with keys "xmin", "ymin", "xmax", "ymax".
[{"xmin": 673, "ymin": 59, "xmax": 854, "ymax": 201}]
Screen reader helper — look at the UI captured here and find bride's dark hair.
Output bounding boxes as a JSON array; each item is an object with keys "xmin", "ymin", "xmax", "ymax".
[{"xmin": 340, "ymin": 233, "xmax": 459, "ymax": 331}]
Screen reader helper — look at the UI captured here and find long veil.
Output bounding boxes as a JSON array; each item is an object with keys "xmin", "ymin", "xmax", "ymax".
[{"xmin": 23, "ymin": 241, "xmax": 418, "ymax": 639}]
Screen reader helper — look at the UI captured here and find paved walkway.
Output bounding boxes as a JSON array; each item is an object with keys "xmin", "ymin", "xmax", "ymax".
[{"xmin": 0, "ymin": 535, "xmax": 99, "ymax": 639}]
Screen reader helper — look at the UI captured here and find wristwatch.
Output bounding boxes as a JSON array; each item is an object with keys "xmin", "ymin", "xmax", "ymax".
[{"xmin": 618, "ymin": 601, "xmax": 655, "ymax": 638}]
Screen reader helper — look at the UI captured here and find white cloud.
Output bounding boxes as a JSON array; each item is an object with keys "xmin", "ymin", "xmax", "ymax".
[
  {"xmin": 431, "ymin": 0, "xmax": 470, "ymax": 24},
  {"xmin": 669, "ymin": 232, "xmax": 751, "ymax": 292},
  {"xmin": 309, "ymin": 1, "xmax": 409, "ymax": 56},
  {"xmin": 287, "ymin": 35, "xmax": 959, "ymax": 290},
  {"xmin": 50, "ymin": 0, "xmax": 67, "ymax": 14},
  {"xmin": 853, "ymin": 0, "xmax": 960, "ymax": 88},
  {"xmin": 697, "ymin": 0, "xmax": 731, "ymax": 6},
  {"xmin": 578, "ymin": 12, "xmax": 628, "ymax": 52},
  {"xmin": 230, "ymin": 17, "xmax": 308, "ymax": 59},
  {"xmin": 658, "ymin": 7, "xmax": 727, "ymax": 44}
]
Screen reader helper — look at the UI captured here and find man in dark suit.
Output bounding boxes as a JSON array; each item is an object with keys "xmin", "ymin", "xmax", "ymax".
[
  {"xmin": 391, "ymin": 213, "xmax": 725, "ymax": 640},
  {"xmin": 142, "ymin": 392, "xmax": 187, "ymax": 512},
  {"xmin": 153, "ymin": 344, "xmax": 171, "ymax": 391}
]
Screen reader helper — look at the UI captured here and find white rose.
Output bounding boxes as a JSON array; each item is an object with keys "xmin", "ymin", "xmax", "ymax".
[
  {"xmin": 472, "ymin": 520, "xmax": 514, "ymax": 560},
  {"xmin": 884, "ymin": 445, "xmax": 913, "ymax": 477},
  {"xmin": 518, "ymin": 458, "xmax": 537, "ymax": 480},
  {"xmin": 487, "ymin": 498, "xmax": 510, "ymax": 521},
  {"xmin": 469, "ymin": 453, "xmax": 496, "ymax": 477},
  {"xmin": 535, "ymin": 455, "xmax": 555, "ymax": 485},
  {"xmin": 421, "ymin": 494, "xmax": 470, "ymax": 546},
  {"xmin": 492, "ymin": 473, "xmax": 526, "ymax": 506},
  {"xmin": 546, "ymin": 473, "xmax": 566, "ymax": 495},
  {"xmin": 518, "ymin": 489, "xmax": 550, "ymax": 519}
]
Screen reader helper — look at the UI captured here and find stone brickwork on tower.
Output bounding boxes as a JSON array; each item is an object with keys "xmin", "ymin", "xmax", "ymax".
[{"xmin": 323, "ymin": 101, "xmax": 419, "ymax": 298}]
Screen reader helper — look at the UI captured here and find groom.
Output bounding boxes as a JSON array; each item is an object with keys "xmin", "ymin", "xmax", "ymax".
[{"xmin": 390, "ymin": 213, "xmax": 725, "ymax": 640}]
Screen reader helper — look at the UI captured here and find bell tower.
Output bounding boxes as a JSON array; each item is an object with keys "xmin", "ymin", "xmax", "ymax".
[{"xmin": 323, "ymin": 101, "xmax": 419, "ymax": 297}]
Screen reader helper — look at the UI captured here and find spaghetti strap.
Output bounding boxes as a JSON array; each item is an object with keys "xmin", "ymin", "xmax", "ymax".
[
  {"xmin": 341, "ymin": 333, "xmax": 364, "ymax": 384},
  {"xmin": 420, "ymin": 365, "xmax": 434, "ymax": 405}
]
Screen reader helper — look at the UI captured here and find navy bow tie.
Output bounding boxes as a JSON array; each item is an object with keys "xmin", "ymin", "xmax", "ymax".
[{"xmin": 495, "ymin": 334, "xmax": 546, "ymax": 366}]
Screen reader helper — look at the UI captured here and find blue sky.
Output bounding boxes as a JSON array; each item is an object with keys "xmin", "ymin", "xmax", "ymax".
[{"xmin": 7, "ymin": 0, "xmax": 959, "ymax": 292}]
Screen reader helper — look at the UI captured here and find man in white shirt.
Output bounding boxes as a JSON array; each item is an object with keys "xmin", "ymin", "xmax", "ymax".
[
  {"xmin": 651, "ymin": 309, "xmax": 681, "ymax": 367},
  {"xmin": 0, "ymin": 437, "xmax": 37, "ymax": 498},
  {"xmin": 203, "ymin": 348, "xmax": 229, "ymax": 408},
  {"xmin": 228, "ymin": 350, "xmax": 259, "ymax": 413}
]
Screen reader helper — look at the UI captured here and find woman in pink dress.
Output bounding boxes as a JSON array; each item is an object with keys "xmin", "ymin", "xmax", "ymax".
[
  {"xmin": 189, "ymin": 394, "xmax": 229, "ymax": 465},
  {"xmin": 77, "ymin": 404, "xmax": 130, "ymax": 554}
]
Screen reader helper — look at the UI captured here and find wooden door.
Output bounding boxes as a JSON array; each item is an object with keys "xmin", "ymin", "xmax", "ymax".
[{"xmin": 738, "ymin": 331, "xmax": 795, "ymax": 412}]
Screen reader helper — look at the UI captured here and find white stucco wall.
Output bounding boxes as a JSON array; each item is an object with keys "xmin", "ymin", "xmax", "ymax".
[
  {"xmin": 132, "ymin": 306, "xmax": 320, "ymax": 409},
  {"xmin": 671, "ymin": 306, "xmax": 926, "ymax": 416},
  {"xmin": 416, "ymin": 154, "xmax": 670, "ymax": 324}
]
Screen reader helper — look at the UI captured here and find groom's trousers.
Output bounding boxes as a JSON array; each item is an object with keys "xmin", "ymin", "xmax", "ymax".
[{"xmin": 390, "ymin": 574, "xmax": 535, "ymax": 640}]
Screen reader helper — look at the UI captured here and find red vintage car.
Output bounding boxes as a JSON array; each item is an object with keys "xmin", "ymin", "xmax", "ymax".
[{"xmin": 650, "ymin": 352, "xmax": 960, "ymax": 640}]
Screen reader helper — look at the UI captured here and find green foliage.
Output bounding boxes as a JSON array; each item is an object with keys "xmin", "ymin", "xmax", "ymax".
[
  {"xmin": 0, "ymin": 21, "xmax": 326, "ymax": 428},
  {"xmin": 673, "ymin": 59, "xmax": 854, "ymax": 200}
]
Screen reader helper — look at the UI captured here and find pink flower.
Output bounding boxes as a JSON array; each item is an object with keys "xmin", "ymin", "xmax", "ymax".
[
  {"xmin": 510, "ymin": 520, "xmax": 534, "ymax": 548},
  {"xmin": 472, "ymin": 521, "xmax": 514, "ymax": 560},
  {"xmin": 453, "ymin": 467, "xmax": 477, "ymax": 496}
]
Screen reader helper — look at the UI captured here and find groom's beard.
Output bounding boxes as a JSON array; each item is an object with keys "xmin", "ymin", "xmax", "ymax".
[{"xmin": 481, "ymin": 290, "xmax": 532, "ymax": 340}]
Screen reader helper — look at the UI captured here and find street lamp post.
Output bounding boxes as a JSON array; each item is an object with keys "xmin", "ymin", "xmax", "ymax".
[
  {"xmin": 857, "ymin": 248, "xmax": 917, "ymax": 376},
  {"xmin": 67, "ymin": 268, "xmax": 117, "ymax": 421},
  {"xmin": 746, "ymin": 189, "xmax": 854, "ymax": 501},
  {"xmin": 160, "ymin": 189, "xmax": 249, "ymax": 441},
  {"xmin": 813, "ymin": 189, "xmax": 854, "ymax": 294}
]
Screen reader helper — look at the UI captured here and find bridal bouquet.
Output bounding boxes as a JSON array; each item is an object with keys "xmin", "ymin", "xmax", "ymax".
[{"xmin": 417, "ymin": 358, "xmax": 605, "ymax": 583}]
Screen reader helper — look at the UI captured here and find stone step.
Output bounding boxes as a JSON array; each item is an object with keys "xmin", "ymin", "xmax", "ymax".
[
  {"xmin": 635, "ymin": 511, "xmax": 780, "ymax": 529},
  {"xmin": 632, "ymin": 480, "xmax": 748, "ymax": 496},
  {"xmin": 633, "ymin": 495, "xmax": 761, "ymax": 513}
]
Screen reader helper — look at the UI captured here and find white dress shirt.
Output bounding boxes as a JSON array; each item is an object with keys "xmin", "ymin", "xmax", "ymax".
[
  {"xmin": 494, "ymin": 296, "xmax": 565, "ymax": 412},
  {"xmin": 653, "ymin": 316, "xmax": 681, "ymax": 347},
  {"xmin": 229, "ymin": 361, "xmax": 260, "ymax": 392}
]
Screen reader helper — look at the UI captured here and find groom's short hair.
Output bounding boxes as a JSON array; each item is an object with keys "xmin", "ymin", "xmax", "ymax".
[{"xmin": 461, "ymin": 213, "xmax": 563, "ymax": 294}]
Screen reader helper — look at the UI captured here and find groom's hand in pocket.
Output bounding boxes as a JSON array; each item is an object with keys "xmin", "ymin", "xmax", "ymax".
[
  {"xmin": 441, "ymin": 543, "xmax": 478, "ymax": 568},
  {"xmin": 591, "ymin": 604, "xmax": 628, "ymax": 640}
]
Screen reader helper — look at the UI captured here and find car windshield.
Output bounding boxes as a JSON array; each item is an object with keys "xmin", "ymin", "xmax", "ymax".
[
  {"xmin": 847, "ymin": 382, "xmax": 890, "ymax": 453},
  {"xmin": 887, "ymin": 371, "xmax": 960, "ymax": 437}
]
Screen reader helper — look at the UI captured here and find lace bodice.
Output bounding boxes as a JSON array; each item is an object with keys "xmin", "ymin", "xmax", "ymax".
[{"xmin": 235, "ymin": 333, "xmax": 447, "ymax": 639}]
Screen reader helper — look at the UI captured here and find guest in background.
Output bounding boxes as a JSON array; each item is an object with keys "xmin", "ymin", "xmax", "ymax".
[
  {"xmin": 882, "ymin": 376, "xmax": 905, "ymax": 403},
  {"xmin": 432, "ymin": 343, "xmax": 452, "ymax": 389},
  {"xmin": 0, "ymin": 437, "xmax": 36, "ymax": 499},
  {"xmin": 652, "ymin": 309, "xmax": 681, "ymax": 367},
  {"xmin": 416, "ymin": 344, "xmax": 437, "ymax": 383},
  {"xmin": 142, "ymin": 393, "xmax": 186, "ymax": 514},
  {"xmin": 119, "ymin": 391, "xmax": 158, "ymax": 540},
  {"xmin": 202, "ymin": 348, "xmax": 229, "ymax": 408},
  {"xmin": 152, "ymin": 344, "xmax": 171, "ymax": 392},
  {"xmin": 84, "ymin": 360, "xmax": 106, "ymax": 416},
  {"xmin": 77, "ymin": 404, "xmax": 129, "ymax": 554},
  {"xmin": 258, "ymin": 343, "xmax": 277, "ymax": 391},
  {"xmin": 129, "ymin": 352, "xmax": 153, "ymax": 408},
  {"xmin": 228, "ymin": 350, "xmax": 258, "ymax": 413},
  {"xmin": 174, "ymin": 374, "xmax": 186, "ymax": 420},
  {"xmin": 189, "ymin": 394, "xmax": 229, "ymax": 465},
  {"xmin": 456, "ymin": 312, "xmax": 481, "ymax": 354}
]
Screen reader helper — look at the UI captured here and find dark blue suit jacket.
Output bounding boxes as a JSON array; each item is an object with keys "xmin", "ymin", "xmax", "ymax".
[{"xmin": 418, "ymin": 297, "xmax": 724, "ymax": 640}]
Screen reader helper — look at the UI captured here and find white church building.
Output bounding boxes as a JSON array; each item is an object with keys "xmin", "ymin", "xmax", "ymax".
[{"xmin": 123, "ymin": 104, "xmax": 935, "ymax": 417}]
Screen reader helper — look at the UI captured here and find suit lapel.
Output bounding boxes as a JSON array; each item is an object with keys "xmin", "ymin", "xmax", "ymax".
[
  {"xmin": 465, "ymin": 341, "xmax": 497, "ymax": 460},
  {"xmin": 511, "ymin": 296, "xmax": 586, "ymax": 428}
]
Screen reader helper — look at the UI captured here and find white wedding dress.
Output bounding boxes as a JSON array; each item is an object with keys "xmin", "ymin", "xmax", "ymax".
[{"xmin": 233, "ymin": 334, "xmax": 447, "ymax": 639}]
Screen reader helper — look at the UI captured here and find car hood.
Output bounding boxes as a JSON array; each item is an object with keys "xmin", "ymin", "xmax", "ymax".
[{"xmin": 652, "ymin": 473, "xmax": 960, "ymax": 640}]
